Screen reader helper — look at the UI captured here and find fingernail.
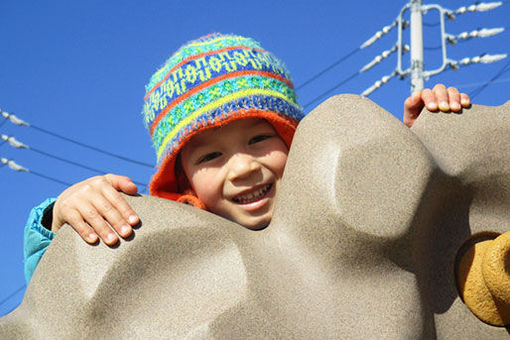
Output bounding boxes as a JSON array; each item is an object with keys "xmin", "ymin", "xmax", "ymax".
[
  {"xmin": 461, "ymin": 98, "xmax": 470, "ymax": 106},
  {"xmin": 88, "ymin": 234, "xmax": 98, "ymax": 243},
  {"xmin": 106, "ymin": 233, "xmax": 117, "ymax": 243},
  {"xmin": 428, "ymin": 102, "xmax": 438, "ymax": 110},
  {"xmin": 121, "ymin": 225, "xmax": 131, "ymax": 237},
  {"xmin": 451, "ymin": 102, "xmax": 461, "ymax": 110},
  {"xmin": 439, "ymin": 101, "xmax": 449, "ymax": 111},
  {"xmin": 128, "ymin": 215, "xmax": 138, "ymax": 224}
]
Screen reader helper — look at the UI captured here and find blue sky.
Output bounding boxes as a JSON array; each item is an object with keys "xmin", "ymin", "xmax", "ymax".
[{"xmin": 1, "ymin": 0, "xmax": 509, "ymax": 316}]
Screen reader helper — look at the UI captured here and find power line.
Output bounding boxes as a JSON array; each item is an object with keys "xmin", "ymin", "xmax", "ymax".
[
  {"xmin": 1, "ymin": 110, "xmax": 155, "ymax": 168},
  {"xmin": 29, "ymin": 124, "xmax": 155, "ymax": 168},
  {"xmin": 455, "ymin": 76, "xmax": 510, "ymax": 89},
  {"xmin": 29, "ymin": 147, "xmax": 148, "ymax": 188},
  {"xmin": 469, "ymin": 57, "xmax": 510, "ymax": 99},
  {"xmin": 29, "ymin": 169, "xmax": 72, "ymax": 187},
  {"xmin": 2, "ymin": 156, "xmax": 71, "ymax": 186},
  {"xmin": 1, "ymin": 133, "xmax": 148, "ymax": 187},
  {"xmin": 302, "ymin": 71, "xmax": 361, "ymax": 109},
  {"xmin": 295, "ymin": 47, "xmax": 361, "ymax": 91},
  {"xmin": 0, "ymin": 284, "xmax": 25, "ymax": 312}
]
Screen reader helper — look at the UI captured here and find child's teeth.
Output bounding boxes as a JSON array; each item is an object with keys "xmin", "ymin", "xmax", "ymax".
[{"xmin": 235, "ymin": 184, "xmax": 271, "ymax": 204}]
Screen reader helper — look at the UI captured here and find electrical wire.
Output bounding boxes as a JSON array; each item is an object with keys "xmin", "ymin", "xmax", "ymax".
[
  {"xmin": 2, "ymin": 111, "xmax": 155, "ymax": 168},
  {"xmin": 2, "ymin": 134, "xmax": 149, "ymax": 187},
  {"xmin": 455, "ymin": 76, "xmax": 510, "ymax": 89},
  {"xmin": 468, "ymin": 58, "xmax": 510, "ymax": 99},
  {"xmin": 302, "ymin": 71, "xmax": 361, "ymax": 109},
  {"xmin": 28, "ymin": 147, "xmax": 148, "ymax": 188},
  {"xmin": 0, "ymin": 284, "xmax": 25, "ymax": 312},
  {"xmin": 295, "ymin": 47, "xmax": 361, "ymax": 91},
  {"xmin": 28, "ymin": 169, "xmax": 73, "ymax": 187},
  {"xmin": 29, "ymin": 124, "xmax": 155, "ymax": 168}
]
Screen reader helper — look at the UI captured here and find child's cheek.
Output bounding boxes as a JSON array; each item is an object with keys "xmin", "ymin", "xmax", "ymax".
[{"xmin": 191, "ymin": 169, "xmax": 223, "ymax": 210}]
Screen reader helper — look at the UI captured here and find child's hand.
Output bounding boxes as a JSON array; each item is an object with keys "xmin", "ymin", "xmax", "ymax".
[
  {"xmin": 403, "ymin": 84, "xmax": 471, "ymax": 127},
  {"xmin": 51, "ymin": 174, "xmax": 140, "ymax": 245}
]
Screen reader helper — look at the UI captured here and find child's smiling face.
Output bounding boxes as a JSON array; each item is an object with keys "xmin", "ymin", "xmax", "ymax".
[{"xmin": 180, "ymin": 118, "xmax": 288, "ymax": 229}]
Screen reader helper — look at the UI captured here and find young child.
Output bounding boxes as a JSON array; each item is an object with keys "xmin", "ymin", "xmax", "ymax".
[{"xmin": 24, "ymin": 33, "xmax": 470, "ymax": 283}]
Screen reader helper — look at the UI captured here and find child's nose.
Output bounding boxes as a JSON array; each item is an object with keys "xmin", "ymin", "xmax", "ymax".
[{"xmin": 227, "ymin": 154, "xmax": 261, "ymax": 181}]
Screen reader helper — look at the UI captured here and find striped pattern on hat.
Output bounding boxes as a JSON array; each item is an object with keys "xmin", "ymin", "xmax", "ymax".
[{"xmin": 142, "ymin": 33, "xmax": 304, "ymax": 199}]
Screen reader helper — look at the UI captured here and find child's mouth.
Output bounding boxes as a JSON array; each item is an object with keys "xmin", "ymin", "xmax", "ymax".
[{"xmin": 232, "ymin": 183, "xmax": 273, "ymax": 204}]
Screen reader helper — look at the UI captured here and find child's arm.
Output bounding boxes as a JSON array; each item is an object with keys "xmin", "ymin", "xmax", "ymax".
[
  {"xmin": 403, "ymin": 84, "xmax": 471, "ymax": 127},
  {"xmin": 24, "ymin": 198, "xmax": 57, "ymax": 283},
  {"xmin": 50, "ymin": 174, "xmax": 140, "ymax": 245}
]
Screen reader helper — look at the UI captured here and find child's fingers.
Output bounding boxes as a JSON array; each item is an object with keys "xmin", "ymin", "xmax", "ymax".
[
  {"xmin": 104, "ymin": 173, "xmax": 138, "ymax": 195},
  {"xmin": 78, "ymin": 202, "xmax": 119, "ymax": 246},
  {"xmin": 421, "ymin": 88, "xmax": 438, "ymax": 111},
  {"xmin": 432, "ymin": 84, "xmax": 450, "ymax": 111},
  {"xmin": 61, "ymin": 209, "xmax": 99, "ymax": 244},
  {"xmin": 91, "ymin": 193, "xmax": 131, "ymax": 239},
  {"xmin": 105, "ymin": 184, "xmax": 139, "ymax": 226},
  {"xmin": 447, "ymin": 87, "xmax": 461, "ymax": 111},
  {"xmin": 460, "ymin": 92, "xmax": 471, "ymax": 107},
  {"xmin": 99, "ymin": 185, "xmax": 137, "ymax": 236}
]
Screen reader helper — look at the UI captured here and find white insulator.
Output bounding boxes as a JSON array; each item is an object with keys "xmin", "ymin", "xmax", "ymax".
[
  {"xmin": 361, "ymin": 21, "xmax": 397, "ymax": 49},
  {"xmin": 8, "ymin": 160, "xmax": 28, "ymax": 172},
  {"xmin": 458, "ymin": 32, "xmax": 469, "ymax": 40},
  {"xmin": 457, "ymin": 6, "xmax": 467, "ymax": 14},
  {"xmin": 479, "ymin": 53, "xmax": 507, "ymax": 63},
  {"xmin": 361, "ymin": 59, "xmax": 378, "ymax": 73},
  {"xmin": 381, "ymin": 75, "xmax": 393, "ymax": 84},
  {"xmin": 1, "ymin": 112, "xmax": 29, "ymax": 126},
  {"xmin": 403, "ymin": 45, "xmax": 410, "ymax": 52},
  {"xmin": 361, "ymin": 72, "xmax": 396, "ymax": 96},
  {"xmin": 1, "ymin": 134, "xmax": 28, "ymax": 149},
  {"xmin": 382, "ymin": 24, "xmax": 392, "ymax": 34},
  {"xmin": 456, "ymin": 53, "xmax": 507, "ymax": 66},
  {"xmin": 360, "ymin": 45, "xmax": 398, "ymax": 73},
  {"xmin": 0, "ymin": 157, "xmax": 28, "ymax": 172},
  {"xmin": 474, "ymin": 2, "xmax": 503, "ymax": 11},
  {"xmin": 8, "ymin": 113, "xmax": 29, "ymax": 126},
  {"xmin": 478, "ymin": 27, "xmax": 505, "ymax": 37},
  {"xmin": 459, "ymin": 57, "xmax": 471, "ymax": 65},
  {"xmin": 470, "ymin": 30, "xmax": 479, "ymax": 38}
]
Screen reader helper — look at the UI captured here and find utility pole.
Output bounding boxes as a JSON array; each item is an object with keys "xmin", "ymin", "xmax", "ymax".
[
  {"xmin": 361, "ymin": 1, "xmax": 506, "ymax": 96},
  {"xmin": 410, "ymin": 0, "xmax": 424, "ymax": 94}
]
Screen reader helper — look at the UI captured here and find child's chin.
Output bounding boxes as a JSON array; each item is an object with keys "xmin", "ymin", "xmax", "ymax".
[{"xmin": 237, "ymin": 215, "xmax": 271, "ymax": 230}]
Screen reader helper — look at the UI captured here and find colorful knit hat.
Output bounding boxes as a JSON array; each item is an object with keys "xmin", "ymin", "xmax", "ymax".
[{"xmin": 142, "ymin": 33, "xmax": 305, "ymax": 205}]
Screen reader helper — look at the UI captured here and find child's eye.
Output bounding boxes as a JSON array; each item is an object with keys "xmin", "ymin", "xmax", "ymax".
[
  {"xmin": 249, "ymin": 134, "xmax": 271, "ymax": 144},
  {"xmin": 198, "ymin": 152, "xmax": 221, "ymax": 164}
]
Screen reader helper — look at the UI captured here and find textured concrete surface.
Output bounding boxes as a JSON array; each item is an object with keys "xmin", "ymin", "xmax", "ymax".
[{"xmin": 1, "ymin": 94, "xmax": 509, "ymax": 339}]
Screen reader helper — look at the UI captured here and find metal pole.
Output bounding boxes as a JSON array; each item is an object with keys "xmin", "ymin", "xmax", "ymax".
[{"xmin": 410, "ymin": 0, "xmax": 424, "ymax": 94}]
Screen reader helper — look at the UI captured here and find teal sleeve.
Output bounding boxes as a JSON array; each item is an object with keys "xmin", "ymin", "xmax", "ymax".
[{"xmin": 24, "ymin": 198, "xmax": 57, "ymax": 284}]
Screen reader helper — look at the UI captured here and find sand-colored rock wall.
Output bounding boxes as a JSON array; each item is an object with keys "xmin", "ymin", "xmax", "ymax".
[{"xmin": 1, "ymin": 95, "xmax": 509, "ymax": 339}]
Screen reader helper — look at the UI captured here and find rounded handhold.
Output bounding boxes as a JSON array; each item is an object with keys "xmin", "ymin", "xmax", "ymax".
[
  {"xmin": 456, "ymin": 232, "xmax": 510, "ymax": 326},
  {"xmin": 483, "ymin": 232, "xmax": 510, "ymax": 307}
]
